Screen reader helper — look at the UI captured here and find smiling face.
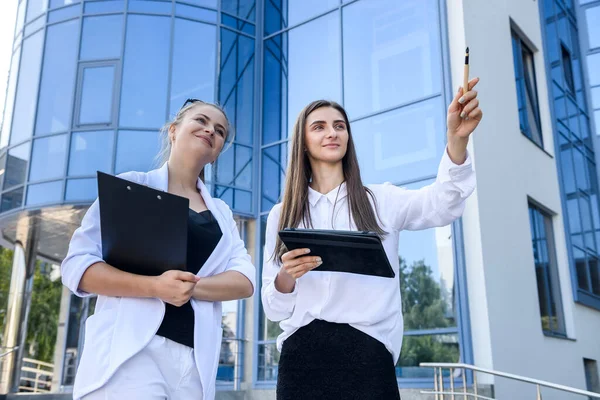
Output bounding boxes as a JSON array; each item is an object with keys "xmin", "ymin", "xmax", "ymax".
[
  {"xmin": 304, "ymin": 106, "xmax": 349, "ymax": 165},
  {"xmin": 169, "ymin": 103, "xmax": 229, "ymax": 165}
]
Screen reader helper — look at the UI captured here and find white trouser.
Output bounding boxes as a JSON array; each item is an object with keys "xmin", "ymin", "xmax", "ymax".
[{"xmin": 82, "ymin": 336, "xmax": 202, "ymax": 400}]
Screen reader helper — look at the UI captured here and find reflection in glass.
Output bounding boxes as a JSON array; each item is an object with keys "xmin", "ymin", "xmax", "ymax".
[
  {"xmin": 4, "ymin": 143, "xmax": 31, "ymax": 190},
  {"xmin": 128, "ymin": 0, "xmax": 172, "ymax": 13},
  {"xmin": 169, "ymin": 19, "xmax": 216, "ymax": 117},
  {"xmin": 0, "ymin": 48, "xmax": 21, "ymax": 148},
  {"xmin": 81, "ymin": 15, "xmax": 124, "ymax": 61},
  {"xmin": 15, "ymin": 1, "xmax": 26, "ymax": 34},
  {"xmin": 0, "ymin": 154, "xmax": 6, "ymax": 189},
  {"xmin": 26, "ymin": 181, "xmax": 63, "ymax": 206},
  {"xmin": 214, "ymin": 186, "xmax": 252, "ymax": 213},
  {"xmin": 1, "ymin": 187, "xmax": 24, "ymax": 212},
  {"xmin": 396, "ymin": 333, "xmax": 459, "ymax": 379},
  {"xmin": 48, "ymin": 4, "xmax": 80, "ymax": 23},
  {"xmin": 221, "ymin": 14, "xmax": 255, "ymax": 36},
  {"xmin": 175, "ymin": 4, "xmax": 217, "ymax": 23},
  {"xmin": 586, "ymin": 6, "xmax": 600, "ymax": 50},
  {"xmin": 69, "ymin": 131, "xmax": 114, "ymax": 176},
  {"xmin": 36, "ymin": 20, "xmax": 79, "ymax": 135},
  {"xmin": 398, "ymin": 179, "xmax": 456, "ymax": 331},
  {"xmin": 115, "ymin": 130, "xmax": 160, "ymax": 173},
  {"xmin": 352, "ymin": 98, "xmax": 445, "ymax": 185},
  {"xmin": 222, "ymin": 0, "xmax": 255, "ymax": 21},
  {"xmin": 218, "ymin": 338, "xmax": 239, "ymax": 382},
  {"xmin": 219, "ymin": 29, "xmax": 255, "ymax": 145},
  {"xmin": 287, "ymin": 0, "xmax": 338, "ymax": 27},
  {"xmin": 219, "ymin": 299, "xmax": 239, "ymax": 382},
  {"xmin": 10, "ymin": 30, "xmax": 45, "ymax": 145},
  {"xmin": 257, "ymin": 343, "xmax": 280, "ymax": 381},
  {"xmin": 79, "ymin": 65, "xmax": 115, "ymax": 125},
  {"xmin": 232, "ymin": 62, "xmax": 254, "ymax": 145},
  {"xmin": 574, "ymin": 247, "xmax": 590, "ymax": 292},
  {"xmin": 50, "ymin": 0, "xmax": 81, "ymax": 8},
  {"xmin": 262, "ymin": 36, "xmax": 287, "ymax": 144},
  {"xmin": 27, "ymin": 0, "xmax": 48, "ymax": 22},
  {"xmin": 588, "ymin": 53, "xmax": 600, "ymax": 86},
  {"xmin": 120, "ymin": 15, "xmax": 170, "ymax": 129},
  {"xmin": 79, "ymin": 65, "xmax": 116, "ymax": 125},
  {"xmin": 590, "ymin": 257, "xmax": 600, "ymax": 295},
  {"xmin": 185, "ymin": 0, "xmax": 218, "ymax": 8},
  {"xmin": 234, "ymin": 189, "xmax": 252, "ymax": 213},
  {"xmin": 560, "ymin": 147, "xmax": 576, "ymax": 195},
  {"xmin": 66, "ymin": 178, "xmax": 98, "ymax": 202},
  {"xmin": 25, "ymin": 15, "xmax": 47, "ymax": 37},
  {"xmin": 512, "ymin": 32, "xmax": 543, "ymax": 146},
  {"xmin": 261, "ymin": 143, "xmax": 288, "ymax": 212},
  {"xmin": 528, "ymin": 204, "xmax": 566, "ymax": 335},
  {"xmin": 30, "ymin": 135, "xmax": 68, "ymax": 181},
  {"xmin": 219, "ymin": 30, "xmax": 254, "ymax": 105},
  {"xmin": 287, "ymin": 13, "xmax": 341, "ymax": 132},
  {"xmin": 343, "ymin": 0, "xmax": 441, "ymax": 118},
  {"xmin": 84, "ymin": 0, "xmax": 124, "ymax": 14},
  {"xmin": 22, "ymin": 262, "xmax": 63, "ymax": 378}
]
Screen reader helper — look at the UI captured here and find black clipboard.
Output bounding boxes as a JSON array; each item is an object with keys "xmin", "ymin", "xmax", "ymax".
[
  {"xmin": 97, "ymin": 171, "xmax": 189, "ymax": 276},
  {"xmin": 278, "ymin": 228, "xmax": 395, "ymax": 278}
]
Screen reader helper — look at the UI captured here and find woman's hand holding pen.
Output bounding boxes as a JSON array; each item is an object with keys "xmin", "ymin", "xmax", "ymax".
[
  {"xmin": 446, "ymin": 77, "xmax": 483, "ymax": 164},
  {"xmin": 275, "ymin": 248, "xmax": 322, "ymax": 293},
  {"xmin": 151, "ymin": 270, "xmax": 200, "ymax": 307}
]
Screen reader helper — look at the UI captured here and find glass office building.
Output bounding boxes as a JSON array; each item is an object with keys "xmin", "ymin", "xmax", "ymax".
[{"xmin": 0, "ymin": 0, "xmax": 598, "ymax": 396}]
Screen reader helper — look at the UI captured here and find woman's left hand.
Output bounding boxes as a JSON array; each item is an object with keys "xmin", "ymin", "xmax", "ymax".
[{"xmin": 447, "ymin": 77, "xmax": 483, "ymax": 140}]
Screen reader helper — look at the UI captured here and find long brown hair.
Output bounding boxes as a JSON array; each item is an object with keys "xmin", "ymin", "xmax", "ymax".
[{"xmin": 274, "ymin": 100, "xmax": 385, "ymax": 263}]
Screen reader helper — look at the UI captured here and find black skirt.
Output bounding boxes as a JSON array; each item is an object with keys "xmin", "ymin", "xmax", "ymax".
[{"xmin": 277, "ymin": 319, "xmax": 401, "ymax": 400}]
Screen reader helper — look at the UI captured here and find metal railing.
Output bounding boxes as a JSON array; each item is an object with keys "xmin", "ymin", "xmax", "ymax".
[
  {"xmin": 420, "ymin": 362, "xmax": 600, "ymax": 399},
  {"xmin": 18, "ymin": 357, "xmax": 54, "ymax": 393},
  {"xmin": 0, "ymin": 346, "xmax": 19, "ymax": 359},
  {"xmin": 216, "ymin": 338, "xmax": 247, "ymax": 391}
]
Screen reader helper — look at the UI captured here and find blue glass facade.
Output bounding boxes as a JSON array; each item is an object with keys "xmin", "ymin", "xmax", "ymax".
[
  {"xmin": 0, "ymin": 0, "xmax": 255, "ymax": 216},
  {"xmin": 0, "ymin": 0, "xmax": 472, "ymax": 388},
  {"xmin": 0, "ymin": 0, "xmax": 255, "ymax": 388},
  {"xmin": 541, "ymin": 0, "xmax": 600, "ymax": 309}
]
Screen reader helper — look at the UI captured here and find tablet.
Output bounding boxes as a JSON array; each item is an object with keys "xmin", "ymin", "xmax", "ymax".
[{"xmin": 278, "ymin": 228, "xmax": 395, "ymax": 278}]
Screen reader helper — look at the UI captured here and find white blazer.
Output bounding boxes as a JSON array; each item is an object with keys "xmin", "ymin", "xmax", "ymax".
[{"xmin": 61, "ymin": 163, "xmax": 256, "ymax": 400}]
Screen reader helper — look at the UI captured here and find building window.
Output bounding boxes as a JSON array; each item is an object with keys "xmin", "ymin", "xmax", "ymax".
[
  {"xmin": 584, "ymin": 358, "xmax": 600, "ymax": 397},
  {"xmin": 75, "ymin": 62, "xmax": 118, "ymax": 127},
  {"xmin": 543, "ymin": 0, "xmax": 600, "ymax": 310},
  {"xmin": 561, "ymin": 43, "xmax": 576, "ymax": 93},
  {"xmin": 511, "ymin": 31, "xmax": 543, "ymax": 147},
  {"xmin": 528, "ymin": 202, "xmax": 566, "ymax": 336}
]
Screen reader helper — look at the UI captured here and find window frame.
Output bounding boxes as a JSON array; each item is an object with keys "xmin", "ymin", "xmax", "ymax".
[
  {"xmin": 73, "ymin": 60, "xmax": 120, "ymax": 129},
  {"xmin": 511, "ymin": 28, "xmax": 544, "ymax": 148},
  {"xmin": 527, "ymin": 200, "xmax": 567, "ymax": 337}
]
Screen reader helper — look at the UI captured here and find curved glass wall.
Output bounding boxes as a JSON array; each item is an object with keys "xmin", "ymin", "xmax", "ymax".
[
  {"xmin": 0, "ymin": 0, "xmax": 256, "ymax": 389},
  {"xmin": 0, "ymin": 0, "xmax": 255, "ymax": 217}
]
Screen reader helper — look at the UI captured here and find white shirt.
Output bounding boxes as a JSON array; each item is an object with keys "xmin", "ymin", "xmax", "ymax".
[
  {"xmin": 261, "ymin": 148, "xmax": 475, "ymax": 363},
  {"xmin": 61, "ymin": 163, "xmax": 255, "ymax": 400}
]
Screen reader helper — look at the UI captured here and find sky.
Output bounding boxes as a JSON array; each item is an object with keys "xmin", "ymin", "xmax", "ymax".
[{"xmin": 0, "ymin": 2, "xmax": 18, "ymax": 129}]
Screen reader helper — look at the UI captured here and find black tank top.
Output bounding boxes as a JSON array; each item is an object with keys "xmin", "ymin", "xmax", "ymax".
[{"xmin": 155, "ymin": 209, "xmax": 222, "ymax": 348}]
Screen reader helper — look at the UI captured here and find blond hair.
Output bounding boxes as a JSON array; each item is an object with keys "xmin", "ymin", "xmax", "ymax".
[{"xmin": 154, "ymin": 100, "xmax": 235, "ymax": 180}]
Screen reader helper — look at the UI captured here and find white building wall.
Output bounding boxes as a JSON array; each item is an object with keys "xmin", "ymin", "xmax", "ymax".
[{"xmin": 447, "ymin": 0, "xmax": 600, "ymax": 398}]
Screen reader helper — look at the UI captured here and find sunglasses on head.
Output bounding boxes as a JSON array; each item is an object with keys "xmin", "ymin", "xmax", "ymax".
[{"xmin": 180, "ymin": 98, "xmax": 204, "ymax": 110}]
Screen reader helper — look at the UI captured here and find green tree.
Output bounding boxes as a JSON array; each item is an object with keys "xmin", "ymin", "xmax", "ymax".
[
  {"xmin": 400, "ymin": 258, "xmax": 452, "ymax": 330},
  {"xmin": 0, "ymin": 247, "xmax": 15, "ymax": 343},
  {"xmin": 25, "ymin": 264, "xmax": 62, "ymax": 363},
  {"xmin": 398, "ymin": 257, "xmax": 459, "ymax": 368}
]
